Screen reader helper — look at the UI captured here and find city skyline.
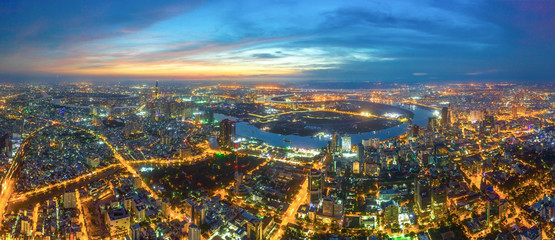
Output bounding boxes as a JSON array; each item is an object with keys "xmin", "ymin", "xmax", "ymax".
[
  {"xmin": 0, "ymin": 1, "xmax": 553, "ymax": 239},
  {"xmin": 0, "ymin": 82, "xmax": 552, "ymax": 239},
  {"xmin": 1, "ymin": 0, "xmax": 555, "ymax": 82}
]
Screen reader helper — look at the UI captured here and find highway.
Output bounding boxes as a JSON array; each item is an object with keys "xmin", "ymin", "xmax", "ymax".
[
  {"xmin": 0, "ymin": 124, "xmax": 56, "ymax": 228},
  {"xmin": 0, "ymin": 115, "xmax": 218, "ymax": 230},
  {"xmin": 272, "ymin": 177, "xmax": 308, "ymax": 240},
  {"xmin": 7, "ymin": 167, "xmax": 123, "ymax": 213}
]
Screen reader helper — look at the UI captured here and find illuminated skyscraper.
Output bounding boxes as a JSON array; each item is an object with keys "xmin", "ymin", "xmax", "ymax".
[
  {"xmin": 469, "ymin": 109, "xmax": 485, "ymax": 123},
  {"xmin": 234, "ymin": 155, "xmax": 243, "ymax": 195},
  {"xmin": 441, "ymin": 106, "xmax": 450, "ymax": 127},
  {"xmin": 415, "ymin": 178, "xmax": 431, "ymax": 213},
  {"xmin": 341, "ymin": 134, "xmax": 351, "ymax": 152},
  {"xmin": 332, "ymin": 134, "xmax": 340, "ymax": 152},
  {"xmin": 427, "ymin": 117, "xmax": 438, "ymax": 132},
  {"xmin": 155, "ymin": 80, "xmax": 159, "ymax": 100},
  {"xmin": 308, "ymin": 169, "xmax": 324, "ymax": 204},
  {"xmin": 154, "ymin": 80, "xmax": 161, "ymax": 121},
  {"xmin": 218, "ymin": 119, "xmax": 235, "ymax": 149}
]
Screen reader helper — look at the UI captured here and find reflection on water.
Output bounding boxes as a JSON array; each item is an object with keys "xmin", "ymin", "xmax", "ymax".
[{"xmin": 215, "ymin": 104, "xmax": 434, "ymax": 149}]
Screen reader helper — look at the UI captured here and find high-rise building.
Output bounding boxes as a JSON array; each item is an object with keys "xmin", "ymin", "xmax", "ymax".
[
  {"xmin": 322, "ymin": 196, "xmax": 343, "ymax": 218},
  {"xmin": 427, "ymin": 117, "xmax": 438, "ymax": 132},
  {"xmin": 20, "ymin": 217, "xmax": 31, "ymax": 236},
  {"xmin": 383, "ymin": 201, "xmax": 399, "ymax": 225},
  {"xmin": 322, "ymin": 197, "xmax": 334, "ymax": 217},
  {"xmin": 353, "ymin": 161, "xmax": 360, "ymax": 174},
  {"xmin": 63, "ymin": 190, "xmax": 77, "ymax": 209},
  {"xmin": 333, "ymin": 200, "xmax": 343, "ymax": 217},
  {"xmin": 104, "ymin": 208, "xmax": 130, "ymax": 237},
  {"xmin": 247, "ymin": 218, "xmax": 263, "ymax": 240},
  {"xmin": 415, "ymin": 178, "xmax": 431, "ymax": 213},
  {"xmin": 218, "ymin": 119, "xmax": 235, "ymax": 149},
  {"xmin": 342, "ymin": 135, "xmax": 351, "ymax": 152},
  {"xmin": 182, "ymin": 105, "xmax": 194, "ymax": 121},
  {"xmin": 332, "ymin": 134, "xmax": 340, "ymax": 152},
  {"xmin": 441, "ymin": 106, "xmax": 450, "ymax": 127},
  {"xmin": 204, "ymin": 109, "xmax": 215, "ymax": 124},
  {"xmin": 411, "ymin": 125, "xmax": 419, "ymax": 137},
  {"xmin": 356, "ymin": 143, "xmax": 365, "ymax": 161},
  {"xmin": 234, "ymin": 156, "xmax": 243, "ymax": 195},
  {"xmin": 432, "ymin": 185, "xmax": 448, "ymax": 217},
  {"xmin": 486, "ymin": 193, "xmax": 507, "ymax": 226},
  {"xmin": 364, "ymin": 161, "xmax": 380, "ymax": 176},
  {"xmin": 131, "ymin": 224, "xmax": 141, "ymax": 240},
  {"xmin": 194, "ymin": 205, "xmax": 206, "ymax": 226},
  {"xmin": 153, "ymin": 81, "xmax": 161, "ymax": 121},
  {"xmin": 155, "ymin": 80, "xmax": 159, "ymax": 100},
  {"xmin": 431, "ymin": 143, "xmax": 450, "ymax": 166},
  {"xmin": 184, "ymin": 199, "xmax": 195, "ymax": 221},
  {"xmin": 308, "ymin": 169, "xmax": 324, "ymax": 204},
  {"xmin": 469, "ymin": 109, "xmax": 484, "ymax": 123},
  {"xmin": 188, "ymin": 224, "xmax": 201, "ymax": 240},
  {"xmin": 370, "ymin": 137, "xmax": 380, "ymax": 149},
  {"xmin": 4, "ymin": 138, "xmax": 13, "ymax": 158}
]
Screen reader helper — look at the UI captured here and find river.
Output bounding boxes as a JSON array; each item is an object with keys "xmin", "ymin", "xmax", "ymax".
[{"xmin": 215, "ymin": 104, "xmax": 436, "ymax": 149}]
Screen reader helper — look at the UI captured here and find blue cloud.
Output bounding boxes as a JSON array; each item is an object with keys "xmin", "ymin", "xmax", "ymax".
[
  {"xmin": 0, "ymin": 0, "xmax": 202, "ymax": 52},
  {"xmin": 0, "ymin": 0, "xmax": 554, "ymax": 82}
]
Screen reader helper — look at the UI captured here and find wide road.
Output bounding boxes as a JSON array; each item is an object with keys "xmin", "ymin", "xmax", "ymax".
[
  {"xmin": 0, "ymin": 124, "xmax": 54, "ymax": 227},
  {"xmin": 6, "ymin": 167, "xmax": 123, "ymax": 214},
  {"xmin": 272, "ymin": 178, "xmax": 308, "ymax": 240}
]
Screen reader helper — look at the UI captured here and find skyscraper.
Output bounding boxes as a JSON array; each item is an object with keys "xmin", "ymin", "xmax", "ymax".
[
  {"xmin": 427, "ymin": 117, "xmax": 438, "ymax": 132},
  {"xmin": 155, "ymin": 80, "xmax": 159, "ymax": 100},
  {"xmin": 322, "ymin": 197, "xmax": 334, "ymax": 217},
  {"xmin": 247, "ymin": 218, "xmax": 263, "ymax": 240},
  {"xmin": 62, "ymin": 190, "xmax": 77, "ymax": 209},
  {"xmin": 234, "ymin": 155, "xmax": 243, "ymax": 195},
  {"xmin": 415, "ymin": 178, "xmax": 431, "ymax": 213},
  {"xmin": 441, "ymin": 106, "xmax": 450, "ymax": 127},
  {"xmin": 153, "ymin": 81, "xmax": 161, "ymax": 121},
  {"xmin": 342, "ymin": 134, "xmax": 351, "ymax": 152},
  {"xmin": 308, "ymin": 169, "xmax": 324, "ymax": 204},
  {"xmin": 332, "ymin": 134, "xmax": 340, "ymax": 152},
  {"xmin": 218, "ymin": 119, "xmax": 235, "ymax": 149},
  {"xmin": 188, "ymin": 224, "xmax": 201, "ymax": 240}
]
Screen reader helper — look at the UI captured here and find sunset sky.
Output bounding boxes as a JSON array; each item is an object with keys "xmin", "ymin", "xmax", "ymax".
[{"xmin": 1, "ymin": 0, "xmax": 554, "ymax": 82}]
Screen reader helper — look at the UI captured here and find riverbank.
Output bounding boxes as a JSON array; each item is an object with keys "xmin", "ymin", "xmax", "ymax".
[{"xmin": 216, "ymin": 104, "xmax": 434, "ymax": 149}]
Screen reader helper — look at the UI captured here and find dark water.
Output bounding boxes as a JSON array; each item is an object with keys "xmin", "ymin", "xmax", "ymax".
[{"xmin": 215, "ymin": 104, "xmax": 435, "ymax": 149}]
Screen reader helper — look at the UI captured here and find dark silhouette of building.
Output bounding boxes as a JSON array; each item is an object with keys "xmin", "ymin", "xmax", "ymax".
[{"xmin": 218, "ymin": 119, "xmax": 235, "ymax": 149}]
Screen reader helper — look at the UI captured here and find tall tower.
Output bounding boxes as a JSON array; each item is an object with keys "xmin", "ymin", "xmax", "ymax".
[
  {"xmin": 332, "ymin": 134, "xmax": 340, "ymax": 152},
  {"xmin": 154, "ymin": 80, "xmax": 161, "ymax": 121},
  {"xmin": 155, "ymin": 80, "xmax": 159, "ymax": 100},
  {"xmin": 441, "ymin": 106, "xmax": 450, "ymax": 127},
  {"xmin": 218, "ymin": 119, "xmax": 235, "ymax": 149},
  {"xmin": 308, "ymin": 169, "xmax": 324, "ymax": 204},
  {"xmin": 234, "ymin": 155, "xmax": 243, "ymax": 195},
  {"xmin": 342, "ymin": 134, "xmax": 351, "ymax": 152},
  {"xmin": 415, "ymin": 177, "xmax": 431, "ymax": 213}
]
